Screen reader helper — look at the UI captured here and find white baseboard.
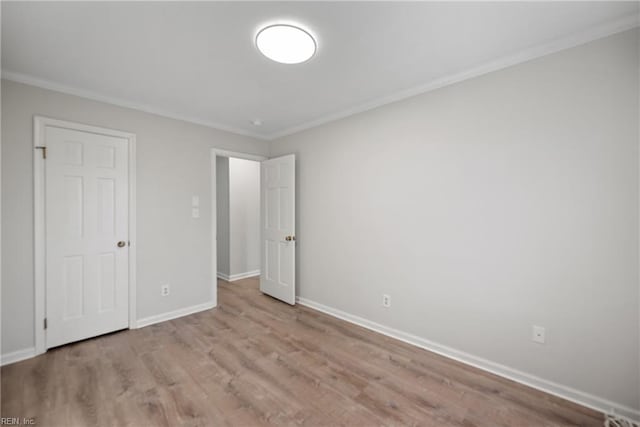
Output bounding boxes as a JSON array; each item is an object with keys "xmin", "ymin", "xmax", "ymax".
[
  {"xmin": 136, "ymin": 300, "xmax": 216, "ymax": 328},
  {"xmin": 296, "ymin": 296, "xmax": 640, "ymax": 422},
  {"xmin": 1, "ymin": 347, "xmax": 36, "ymax": 367},
  {"xmin": 217, "ymin": 270, "xmax": 260, "ymax": 282}
]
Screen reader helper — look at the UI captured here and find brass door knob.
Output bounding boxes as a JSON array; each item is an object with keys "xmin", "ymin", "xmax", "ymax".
[
  {"xmin": 117, "ymin": 241, "xmax": 126, "ymax": 248},
  {"xmin": 285, "ymin": 236, "xmax": 296, "ymax": 242}
]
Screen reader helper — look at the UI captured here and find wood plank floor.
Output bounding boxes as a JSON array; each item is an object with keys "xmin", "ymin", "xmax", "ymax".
[{"xmin": 2, "ymin": 277, "xmax": 603, "ymax": 426}]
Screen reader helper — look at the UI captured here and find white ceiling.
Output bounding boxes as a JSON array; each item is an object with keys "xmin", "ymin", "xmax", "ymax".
[{"xmin": 2, "ymin": 2, "xmax": 638, "ymax": 140}]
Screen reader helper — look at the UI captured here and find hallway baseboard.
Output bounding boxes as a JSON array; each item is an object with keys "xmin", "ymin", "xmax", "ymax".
[{"xmin": 217, "ymin": 270, "xmax": 260, "ymax": 282}]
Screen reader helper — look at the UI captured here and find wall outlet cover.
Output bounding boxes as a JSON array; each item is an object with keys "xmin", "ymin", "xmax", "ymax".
[
  {"xmin": 382, "ymin": 294, "xmax": 391, "ymax": 308},
  {"xmin": 161, "ymin": 284, "xmax": 170, "ymax": 297},
  {"xmin": 532, "ymin": 325, "xmax": 545, "ymax": 344}
]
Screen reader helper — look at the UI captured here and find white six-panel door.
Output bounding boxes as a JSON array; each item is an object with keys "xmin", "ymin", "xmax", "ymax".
[
  {"xmin": 260, "ymin": 154, "xmax": 296, "ymax": 305},
  {"xmin": 45, "ymin": 126, "xmax": 130, "ymax": 348}
]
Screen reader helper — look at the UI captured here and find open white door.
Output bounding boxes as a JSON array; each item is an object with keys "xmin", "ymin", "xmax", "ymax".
[{"xmin": 260, "ymin": 154, "xmax": 296, "ymax": 305}]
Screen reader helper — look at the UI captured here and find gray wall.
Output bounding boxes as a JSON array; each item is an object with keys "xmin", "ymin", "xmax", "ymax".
[
  {"xmin": 270, "ymin": 29, "xmax": 640, "ymax": 409},
  {"xmin": 229, "ymin": 157, "xmax": 261, "ymax": 277},
  {"xmin": 1, "ymin": 79, "xmax": 268, "ymax": 354},
  {"xmin": 216, "ymin": 156, "xmax": 230, "ymax": 277}
]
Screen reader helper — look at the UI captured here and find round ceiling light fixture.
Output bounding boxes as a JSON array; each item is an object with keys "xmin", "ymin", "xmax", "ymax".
[{"xmin": 256, "ymin": 24, "xmax": 316, "ymax": 64}]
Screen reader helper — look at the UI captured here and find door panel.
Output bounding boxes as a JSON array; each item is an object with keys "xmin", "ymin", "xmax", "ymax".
[
  {"xmin": 63, "ymin": 255, "xmax": 84, "ymax": 319},
  {"xmin": 260, "ymin": 154, "xmax": 296, "ymax": 305},
  {"xmin": 45, "ymin": 126, "xmax": 129, "ymax": 348}
]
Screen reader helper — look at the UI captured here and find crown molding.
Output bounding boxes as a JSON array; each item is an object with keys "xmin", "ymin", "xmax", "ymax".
[
  {"xmin": 3, "ymin": 13, "xmax": 638, "ymax": 142},
  {"xmin": 0, "ymin": 70, "xmax": 270, "ymax": 141},
  {"xmin": 266, "ymin": 13, "xmax": 640, "ymax": 141}
]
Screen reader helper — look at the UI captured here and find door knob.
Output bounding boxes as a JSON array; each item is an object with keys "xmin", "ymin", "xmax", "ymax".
[
  {"xmin": 117, "ymin": 241, "xmax": 126, "ymax": 248},
  {"xmin": 285, "ymin": 236, "xmax": 296, "ymax": 242}
]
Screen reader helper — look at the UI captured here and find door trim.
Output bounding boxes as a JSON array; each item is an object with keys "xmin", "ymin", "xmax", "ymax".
[
  {"xmin": 33, "ymin": 116, "xmax": 137, "ymax": 356},
  {"xmin": 210, "ymin": 149, "xmax": 267, "ymax": 306}
]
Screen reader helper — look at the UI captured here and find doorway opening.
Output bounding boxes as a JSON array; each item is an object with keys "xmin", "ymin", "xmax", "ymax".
[
  {"xmin": 210, "ymin": 149, "xmax": 296, "ymax": 306},
  {"xmin": 216, "ymin": 156, "xmax": 261, "ymax": 282}
]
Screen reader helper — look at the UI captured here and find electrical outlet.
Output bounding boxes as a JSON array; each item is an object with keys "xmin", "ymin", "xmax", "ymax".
[
  {"xmin": 532, "ymin": 325, "xmax": 545, "ymax": 344},
  {"xmin": 382, "ymin": 294, "xmax": 391, "ymax": 308},
  {"xmin": 161, "ymin": 284, "xmax": 170, "ymax": 297}
]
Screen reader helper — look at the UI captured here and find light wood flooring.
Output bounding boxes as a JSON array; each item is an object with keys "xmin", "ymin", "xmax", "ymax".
[{"xmin": 1, "ymin": 277, "xmax": 603, "ymax": 426}]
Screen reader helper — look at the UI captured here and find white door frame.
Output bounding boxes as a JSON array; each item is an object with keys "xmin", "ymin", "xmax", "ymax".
[
  {"xmin": 210, "ymin": 149, "xmax": 267, "ymax": 303},
  {"xmin": 33, "ymin": 116, "xmax": 137, "ymax": 356}
]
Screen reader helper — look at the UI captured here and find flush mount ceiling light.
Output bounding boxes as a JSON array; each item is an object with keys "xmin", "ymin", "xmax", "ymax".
[{"xmin": 256, "ymin": 24, "xmax": 316, "ymax": 64}]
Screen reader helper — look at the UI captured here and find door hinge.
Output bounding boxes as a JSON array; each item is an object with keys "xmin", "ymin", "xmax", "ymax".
[
  {"xmin": 35, "ymin": 146, "xmax": 47, "ymax": 159},
  {"xmin": 44, "ymin": 318, "xmax": 48, "ymax": 330}
]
